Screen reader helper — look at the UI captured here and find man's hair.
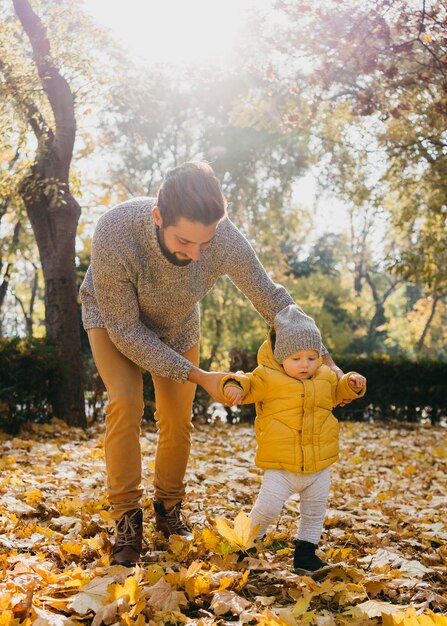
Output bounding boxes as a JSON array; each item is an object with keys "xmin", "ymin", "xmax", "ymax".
[{"xmin": 156, "ymin": 161, "xmax": 227, "ymax": 227}]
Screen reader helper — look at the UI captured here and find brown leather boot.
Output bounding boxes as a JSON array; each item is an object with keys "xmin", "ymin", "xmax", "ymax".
[
  {"xmin": 111, "ymin": 508, "xmax": 143, "ymax": 567},
  {"xmin": 153, "ymin": 501, "xmax": 193, "ymax": 540}
]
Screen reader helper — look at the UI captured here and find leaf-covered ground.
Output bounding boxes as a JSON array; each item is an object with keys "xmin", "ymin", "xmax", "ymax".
[{"xmin": 1, "ymin": 419, "xmax": 446, "ymax": 625}]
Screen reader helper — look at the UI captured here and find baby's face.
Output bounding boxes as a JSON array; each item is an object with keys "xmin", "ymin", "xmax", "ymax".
[{"xmin": 282, "ymin": 349, "xmax": 320, "ymax": 380}]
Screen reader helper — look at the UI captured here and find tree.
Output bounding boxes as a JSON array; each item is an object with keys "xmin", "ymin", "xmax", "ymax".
[
  {"xmin": 238, "ymin": 0, "xmax": 447, "ymax": 355},
  {"xmin": 1, "ymin": 0, "xmax": 84, "ymax": 425}
]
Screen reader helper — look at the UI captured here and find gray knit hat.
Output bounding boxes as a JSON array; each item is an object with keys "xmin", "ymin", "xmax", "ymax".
[{"xmin": 273, "ymin": 305, "xmax": 322, "ymax": 363}]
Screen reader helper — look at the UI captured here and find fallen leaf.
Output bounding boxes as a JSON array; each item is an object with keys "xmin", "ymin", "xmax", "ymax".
[
  {"xmin": 348, "ymin": 599, "xmax": 408, "ymax": 619},
  {"xmin": 210, "ymin": 590, "xmax": 251, "ymax": 616},
  {"xmin": 215, "ymin": 510, "xmax": 259, "ymax": 550},
  {"xmin": 143, "ymin": 577, "xmax": 188, "ymax": 611},
  {"xmin": 69, "ymin": 576, "xmax": 115, "ymax": 615},
  {"xmin": 107, "ymin": 575, "xmax": 140, "ymax": 605},
  {"xmin": 33, "ymin": 606, "xmax": 82, "ymax": 625},
  {"xmin": 91, "ymin": 596, "xmax": 130, "ymax": 626}
]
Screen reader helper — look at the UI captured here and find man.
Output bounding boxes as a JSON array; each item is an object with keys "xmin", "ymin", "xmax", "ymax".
[{"xmin": 80, "ymin": 161, "xmax": 343, "ymax": 566}]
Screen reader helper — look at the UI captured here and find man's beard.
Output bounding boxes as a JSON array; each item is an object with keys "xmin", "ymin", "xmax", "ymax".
[{"xmin": 156, "ymin": 226, "xmax": 191, "ymax": 267}]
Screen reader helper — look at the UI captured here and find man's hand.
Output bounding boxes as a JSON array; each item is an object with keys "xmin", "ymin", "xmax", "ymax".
[
  {"xmin": 223, "ymin": 385, "xmax": 244, "ymax": 406},
  {"xmin": 187, "ymin": 367, "xmax": 230, "ymax": 404},
  {"xmin": 348, "ymin": 373, "xmax": 366, "ymax": 390},
  {"xmin": 321, "ymin": 352, "xmax": 352, "ymax": 405},
  {"xmin": 321, "ymin": 352, "xmax": 344, "ymax": 380}
]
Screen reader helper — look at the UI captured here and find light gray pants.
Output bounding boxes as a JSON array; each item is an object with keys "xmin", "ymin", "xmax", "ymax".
[{"xmin": 250, "ymin": 467, "xmax": 331, "ymax": 544}]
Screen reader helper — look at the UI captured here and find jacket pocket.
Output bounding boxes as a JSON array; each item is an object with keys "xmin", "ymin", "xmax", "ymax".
[
  {"xmin": 256, "ymin": 418, "xmax": 297, "ymax": 466},
  {"xmin": 317, "ymin": 413, "xmax": 339, "ymax": 461}
]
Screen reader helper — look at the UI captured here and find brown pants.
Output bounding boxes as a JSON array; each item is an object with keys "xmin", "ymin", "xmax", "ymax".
[{"xmin": 87, "ymin": 328, "xmax": 199, "ymax": 520}]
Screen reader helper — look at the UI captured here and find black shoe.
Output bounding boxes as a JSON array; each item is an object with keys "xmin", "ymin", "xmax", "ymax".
[
  {"xmin": 153, "ymin": 501, "xmax": 193, "ymax": 540},
  {"xmin": 111, "ymin": 508, "xmax": 143, "ymax": 567},
  {"xmin": 237, "ymin": 545, "xmax": 258, "ymax": 561},
  {"xmin": 293, "ymin": 539, "xmax": 327, "ymax": 572}
]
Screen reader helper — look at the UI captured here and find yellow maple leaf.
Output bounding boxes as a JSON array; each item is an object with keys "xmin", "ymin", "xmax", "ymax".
[
  {"xmin": 121, "ymin": 614, "xmax": 146, "ymax": 626},
  {"xmin": 131, "ymin": 599, "xmax": 146, "ymax": 617},
  {"xmin": 168, "ymin": 535, "xmax": 192, "ymax": 561},
  {"xmin": 24, "ymin": 488, "xmax": 43, "ymax": 506},
  {"xmin": 61, "ymin": 542, "xmax": 83, "ymax": 556},
  {"xmin": 215, "ymin": 511, "xmax": 259, "ymax": 550},
  {"xmin": 235, "ymin": 570, "xmax": 250, "ymax": 591},
  {"xmin": 185, "ymin": 573, "xmax": 211, "ymax": 599},
  {"xmin": 0, "ymin": 610, "xmax": 20, "ymax": 626},
  {"xmin": 108, "ymin": 576, "xmax": 140, "ymax": 605},
  {"xmin": 256, "ymin": 611, "xmax": 285, "ymax": 625},
  {"xmin": 185, "ymin": 560, "xmax": 204, "ymax": 579},
  {"xmin": 293, "ymin": 596, "xmax": 311, "ymax": 617},
  {"xmin": 58, "ymin": 496, "xmax": 83, "ymax": 516},
  {"xmin": 143, "ymin": 564, "xmax": 165, "ymax": 586},
  {"xmin": 201, "ymin": 527, "xmax": 221, "ymax": 552},
  {"xmin": 217, "ymin": 576, "xmax": 235, "ymax": 591},
  {"xmin": 383, "ymin": 608, "xmax": 447, "ymax": 625},
  {"xmin": 327, "ymin": 547, "xmax": 353, "ymax": 562}
]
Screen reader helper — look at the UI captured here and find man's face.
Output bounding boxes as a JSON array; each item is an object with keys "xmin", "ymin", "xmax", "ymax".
[
  {"xmin": 282, "ymin": 349, "xmax": 320, "ymax": 380},
  {"xmin": 153, "ymin": 207, "xmax": 219, "ymax": 266}
]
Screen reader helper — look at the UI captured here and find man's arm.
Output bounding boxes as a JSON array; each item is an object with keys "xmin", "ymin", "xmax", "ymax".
[
  {"xmin": 221, "ymin": 220, "xmax": 329, "ymax": 355},
  {"xmin": 188, "ymin": 366, "xmax": 229, "ymax": 403},
  {"xmin": 322, "ymin": 353, "xmax": 344, "ymax": 381}
]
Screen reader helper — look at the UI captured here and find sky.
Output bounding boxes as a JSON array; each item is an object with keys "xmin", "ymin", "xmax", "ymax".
[
  {"xmin": 82, "ymin": 0, "xmax": 273, "ymax": 68},
  {"xmin": 80, "ymin": 0, "xmax": 345, "ymax": 227}
]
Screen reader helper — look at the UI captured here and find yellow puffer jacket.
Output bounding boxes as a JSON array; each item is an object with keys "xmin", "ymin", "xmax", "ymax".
[{"xmin": 221, "ymin": 334, "xmax": 366, "ymax": 473}]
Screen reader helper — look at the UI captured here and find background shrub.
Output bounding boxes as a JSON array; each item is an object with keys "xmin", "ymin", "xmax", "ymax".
[
  {"xmin": 3, "ymin": 341, "xmax": 446, "ymax": 433},
  {"xmin": 228, "ymin": 350, "xmax": 447, "ymax": 425},
  {"xmin": 0, "ymin": 337, "xmax": 63, "ymax": 434},
  {"xmin": 334, "ymin": 354, "xmax": 447, "ymax": 424}
]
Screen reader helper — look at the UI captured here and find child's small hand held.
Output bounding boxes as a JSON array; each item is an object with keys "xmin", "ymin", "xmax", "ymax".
[
  {"xmin": 348, "ymin": 373, "xmax": 366, "ymax": 389},
  {"xmin": 224, "ymin": 385, "xmax": 244, "ymax": 406}
]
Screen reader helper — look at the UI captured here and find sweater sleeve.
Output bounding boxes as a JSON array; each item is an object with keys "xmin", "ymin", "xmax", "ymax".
[
  {"xmin": 90, "ymin": 219, "xmax": 193, "ymax": 383},
  {"xmin": 222, "ymin": 220, "xmax": 328, "ymax": 355}
]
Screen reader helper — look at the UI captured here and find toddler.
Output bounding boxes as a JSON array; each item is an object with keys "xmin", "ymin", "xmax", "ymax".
[{"xmin": 221, "ymin": 305, "xmax": 366, "ymax": 572}]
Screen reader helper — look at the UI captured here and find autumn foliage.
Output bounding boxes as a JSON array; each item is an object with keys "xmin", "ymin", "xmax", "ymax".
[{"xmin": 1, "ymin": 419, "xmax": 446, "ymax": 624}]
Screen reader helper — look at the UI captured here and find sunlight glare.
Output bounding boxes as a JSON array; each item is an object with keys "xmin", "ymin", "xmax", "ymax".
[{"xmin": 83, "ymin": 0, "xmax": 270, "ymax": 66}]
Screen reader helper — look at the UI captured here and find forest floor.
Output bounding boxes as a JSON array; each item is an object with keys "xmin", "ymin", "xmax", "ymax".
[{"xmin": 1, "ymin": 418, "xmax": 446, "ymax": 625}]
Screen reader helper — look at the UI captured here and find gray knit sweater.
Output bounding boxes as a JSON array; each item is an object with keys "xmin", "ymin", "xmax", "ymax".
[{"xmin": 80, "ymin": 197, "xmax": 298, "ymax": 383}]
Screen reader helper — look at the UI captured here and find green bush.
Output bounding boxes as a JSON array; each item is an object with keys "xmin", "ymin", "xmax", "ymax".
[
  {"xmin": 81, "ymin": 349, "xmax": 447, "ymax": 427},
  {"xmin": 228, "ymin": 349, "xmax": 447, "ymax": 425},
  {"xmin": 0, "ymin": 337, "xmax": 63, "ymax": 434},
  {"xmin": 333, "ymin": 354, "xmax": 447, "ymax": 424}
]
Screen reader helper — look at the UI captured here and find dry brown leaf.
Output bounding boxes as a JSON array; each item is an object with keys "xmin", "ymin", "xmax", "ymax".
[
  {"xmin": 210, "ymin": 589, "xmax": 251, "ymax": 616},
  {"xmin": 142, "ymin": 577, "xmax": 188, "ymax": 611},
  {"xmin": 91, "ymin": 596, "xmax": 130, "ymax": 626},
  {"xmin": 69, "ymin": 576, "xmax": 115, "ymax": 615}
]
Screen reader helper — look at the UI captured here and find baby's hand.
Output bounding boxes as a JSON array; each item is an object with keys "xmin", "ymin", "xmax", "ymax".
[
  {"xmin": 224, "ymin": 385, "xmax": 244, "ymax": 406},
  {"xmin": 348, "ymin": 373, "xmax": 366, "ymax": 389}
]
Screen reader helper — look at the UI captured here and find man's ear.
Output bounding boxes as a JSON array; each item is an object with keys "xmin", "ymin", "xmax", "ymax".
[{"xmin": 152, "ymin": 205, "xmax": 163, "ymax": 227}]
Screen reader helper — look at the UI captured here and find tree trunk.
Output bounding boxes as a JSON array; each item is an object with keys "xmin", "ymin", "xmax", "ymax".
[
  {"xmin": 12, "ymin": 0, "xmax": 86, "ymax": 426},
  {"xmin": 18, "ymin": 171, "xmax": 85, "ymax": 425},
  {"xmin": 416, "ymin": 295, "xmax": 440, "ymax": 356}
]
